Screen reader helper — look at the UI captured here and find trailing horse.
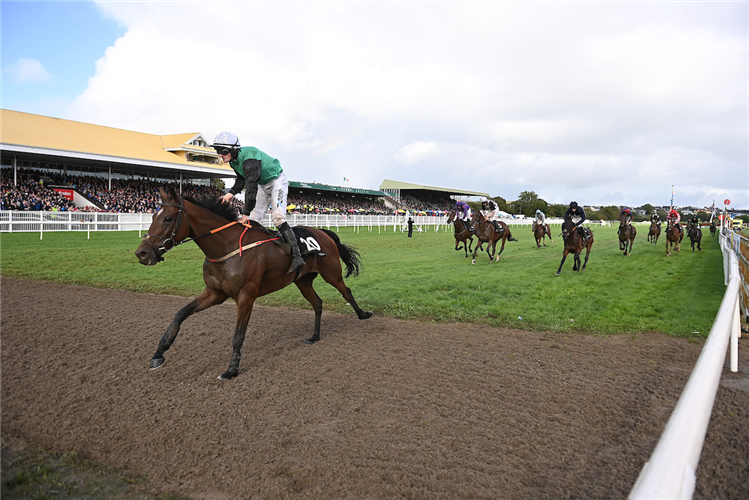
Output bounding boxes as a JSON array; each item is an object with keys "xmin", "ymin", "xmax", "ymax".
[
  {"xmin": 647, "ymin": 220, "xmax": 661, "ymax": 244},
  {"xmin": 665, "ymin": 219, "xmax": 683, "ymax": 257},
  {"xmin": 447, "ymin": 210, "xmax": 474, "ymax": 258},
  {"xmin": 470, "ymin": 211, "xmax": 517, "ymax": 264},
  {"xmin": 556, "ymin": 217, "xmax": 593, "ymax": 275},
  {"xmin": 710, "ymin": 220, "xmax": 716, "ymax": 238},
  {"xmin": 617, "ymin": 214, "xmax": 637, "ymax": 256},
  {"xmin": 532, "ymin": 221, "xmax": 554, "ymax": 248},
  {"xmin": 687, "ymin": 221, "xmax": 702, "ymax": 252},
  {"xmin": 135, "ymin": 186, "xmax": 372, "ymax": 380}
]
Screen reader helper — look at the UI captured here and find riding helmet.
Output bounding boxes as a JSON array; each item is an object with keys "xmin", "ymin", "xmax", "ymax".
[
  {"xmin": 212, "ymin": 131, "xmax": 241, "ymax": 149},
  {"xmin": 570, "ymin": 201, "xmax": 578, "ymax": 209}
]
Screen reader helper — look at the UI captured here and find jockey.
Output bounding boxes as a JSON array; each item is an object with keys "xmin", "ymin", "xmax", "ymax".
[
  {"xmin": 620, "ymin": 207, "xmax": 632, "ymax": 224},
  {"xmin": 565, "ymin": 201, "xmax": 590, "ymax": 242},
  {"xmin": 617, "ymin": 207, "xmax": 632, "ymax": 236},
  {"xmin": 480, "ymin": 196, "xmax": 503, "ymax": 234},
  {"xmin": 688, "ymin": 214, "xmax": 700, "ymax": 232},
  {"xmin": 481, "ymin": 196, "xmax": 504, "ymax": 233},
  {"xmin": 533, "ymin": 209, "xmax": 546, "ymax": 233},
  {"xmin": 667, "ymin": 208, "xmax": 683, "ymax": 235},
  {"xmin": 213, "ymin": 131, "xmax": 305, "ymax": 274},
  {"xmin": 651, "ymin": 212, "xmax": 660, "ymax": 224},
  {"xmin": 455, "ymin": 200, "xmax": 471, "ymax": 222}
]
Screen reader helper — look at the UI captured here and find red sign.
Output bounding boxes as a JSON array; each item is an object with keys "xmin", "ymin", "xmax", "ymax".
[
  {"xmin": 724, "ymin": 199, "xmax": 730, "ymax": 205},
  {"xmin": 54, "ymin": 189, "xmax": 74, "ymax": 201}
]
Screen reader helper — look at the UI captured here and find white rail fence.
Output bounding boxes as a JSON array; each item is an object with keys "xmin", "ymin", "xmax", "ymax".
[
  {"xmin": 629, "ymin": 227, "xmax": 745, "ymax": 500},
  {"xmin": 0, "ymin": 210, "xmax": 589, "ymax": 236}
]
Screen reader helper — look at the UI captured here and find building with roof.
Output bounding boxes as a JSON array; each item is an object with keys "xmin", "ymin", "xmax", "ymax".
[
  {"xmin": 1, "ymin": 109, "xmax": 487, "ymax": 213},
  {"xmin": 379, "ymin": 179, "xmax": 489, "ymax": 203},
  {"xmin": 1, "ymin": 109, "xmax": 232, "ymax": 188}
]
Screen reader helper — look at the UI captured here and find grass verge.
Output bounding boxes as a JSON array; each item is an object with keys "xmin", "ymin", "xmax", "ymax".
[{"xmin": 0, "ymin": 224, "xmax": 725, "ymax": 336}]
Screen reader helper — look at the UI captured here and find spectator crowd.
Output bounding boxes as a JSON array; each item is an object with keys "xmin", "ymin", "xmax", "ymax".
[{"xmin": 2, "ymin": 168, "xmax": 455, "ymax": 216}]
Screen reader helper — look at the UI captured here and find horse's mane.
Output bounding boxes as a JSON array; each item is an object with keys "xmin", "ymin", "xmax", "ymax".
[{"xmin": 183, "ymin": 196, "xmax": 238, "ymax": 222}]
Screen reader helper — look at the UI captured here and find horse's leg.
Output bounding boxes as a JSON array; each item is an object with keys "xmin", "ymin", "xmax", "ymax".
[
  {"xmin": 217, "ymin": 293, "xmax": 257, "ymax": 380},
  {"xmin": 582, "ymin": 243, "xmax": 592, "ymax": 271},
  {"xmin": 319, "ymin": 269, "xmax": 373, "ymax": 321},
  {"xmin": 294, "ymin": 273, "xmax": 324, "ymax": 344},
  {"xmin": 556, "ymin": 249, "xmax": 569, "ymax": 275},
  {"xmin": 150, "ymin": 287, "xmax": 228, "ymax": 370},
  {"xmin": 573, "ymin": 250, "xmax": 581, "ymax": 272},
  {"xmin": 488, "ymin": 235, "xmax": 497, "ymax": 262},
  {"xmin": 495, "ymin": 236, "xmax": 506, "ymax": 260}
]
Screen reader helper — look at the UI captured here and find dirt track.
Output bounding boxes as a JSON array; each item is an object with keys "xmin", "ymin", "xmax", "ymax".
[{"xmin": 2, "ymin": 277, "xmax": 748, "ymax": 499}]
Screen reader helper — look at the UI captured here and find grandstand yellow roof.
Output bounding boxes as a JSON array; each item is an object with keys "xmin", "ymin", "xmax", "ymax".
[{"xmin": 0, "ymin": 109, "xmax": 233, "ymax": 173}]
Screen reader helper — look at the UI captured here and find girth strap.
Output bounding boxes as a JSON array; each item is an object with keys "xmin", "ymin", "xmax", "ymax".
[{"xmin": 207, "ymin": 237, "xmax": 280, "ymax": 263}]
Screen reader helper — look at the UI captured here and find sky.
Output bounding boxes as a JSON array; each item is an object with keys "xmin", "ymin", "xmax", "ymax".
[{"xmin": 2, "ymin": 1, "xmax": 747, "ymax": 209}]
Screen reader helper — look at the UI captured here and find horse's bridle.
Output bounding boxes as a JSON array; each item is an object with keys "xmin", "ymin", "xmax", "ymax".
[
  {"xmin": 141, "ymin": 197, "xmax": 271, "ymax": 263},
  {"xmin": 142, "ymin": 199, "xmax": 189, "ymax": 261}
]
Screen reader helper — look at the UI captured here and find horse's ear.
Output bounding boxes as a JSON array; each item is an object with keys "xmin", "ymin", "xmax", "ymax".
[
  {"xmin": 167, "ymin": 185, "xmax": 180, "ymax": 201},
  {"xmin": 158, "ymin": 187, "xmax": 168, "ymax": 201}
]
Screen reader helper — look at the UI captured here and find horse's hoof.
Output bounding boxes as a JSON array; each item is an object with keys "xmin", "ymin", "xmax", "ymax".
[
  {"xmin": 150, "ymin": 357, "xmax": 165, "ymax": 370},
  {"xmin": 303, "ymin": 338, "xmax": 316, "ymax": 345},
  {"xmin": 217, "ymin": 371, "xmax": 238, "ymax": 380},
  {"xmin": 358, "ymin": 311, "xmax": 373, "ymax": 320},
  {"xmin": 555, "ymin": 271, "xmax": 560, "ymax": 276}
]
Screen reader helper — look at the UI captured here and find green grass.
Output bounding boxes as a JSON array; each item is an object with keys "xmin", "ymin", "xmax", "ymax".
[
  {"xmin": 0, "ymin": 224, "xmax": 725, "ymax": 336},
  {"xmin": 1, "ymin": 444, "xmax": 189, "ymax": 500}
]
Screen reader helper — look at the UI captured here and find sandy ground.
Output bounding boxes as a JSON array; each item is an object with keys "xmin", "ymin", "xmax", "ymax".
[{"xmin": 2, "ymin": 277, "xmax": 747, "ymax": 499}]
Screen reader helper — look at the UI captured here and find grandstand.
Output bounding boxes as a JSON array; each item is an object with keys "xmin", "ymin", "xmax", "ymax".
[{"xmin": 1, "ymin": 109, "xmax": 485, "ymax": 215}]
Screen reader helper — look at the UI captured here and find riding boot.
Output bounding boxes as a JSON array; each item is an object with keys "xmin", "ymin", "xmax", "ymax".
[
  {"xmin": 493, "ymin": 221, "xmax": 503, "ymax": 234},
  {"xmin": 279, "ymin": 223, "xmax": 305, "ymax": 275}
]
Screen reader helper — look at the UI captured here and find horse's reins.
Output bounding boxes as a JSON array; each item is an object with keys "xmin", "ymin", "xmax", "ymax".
[{"xmin": 141, "ymin": 200, "xmax": 279, "ymax": 262}]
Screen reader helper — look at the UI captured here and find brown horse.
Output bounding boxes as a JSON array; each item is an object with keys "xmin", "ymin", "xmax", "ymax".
[
  {"xmin": 135, "ymin": 186, "xmax": 372, "ymax": 380},
  {"xmin": 532, "ymin": 221, "xmax": 554, "ymax": 248},
  {"xmin": 556, "ymin": 217, "xmax": 593, "ymax": 275},
  {"xmin": 470, "ymin": 211, "xmax": 517, "ymax": 264},
  {"xmin": 447, "ymin": 210, "xmax": 474, "ymax": 258},
  {"xmin": 647, "ymin": 220, "xmax": 661, "ymax": 244},
  {"xmin": 665, "ymin": 219, "xmax": 683, "ymax": 257},
  {"xmin": 687, "ymin": 221, "xmax": 702, "ymax": 252},
  {"xmin": 617, "ymin": 215, "xmax": 637, "ymax": 256},
  {"xmin": 710, "ymin": 220, "xmax": 716, "ymax": 238}
]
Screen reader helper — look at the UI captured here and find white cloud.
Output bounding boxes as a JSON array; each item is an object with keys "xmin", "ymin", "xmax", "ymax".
[
  {"xmin": 4, "ymin": 58, "xmax": 51, "ymax": 83},
  {"xmin": 58, "ymin": 1, "xmax": 749, "ymax": 207},
  {"xmin": 394, "ymin": 141, "xmax": 439, "ymax": 165}
]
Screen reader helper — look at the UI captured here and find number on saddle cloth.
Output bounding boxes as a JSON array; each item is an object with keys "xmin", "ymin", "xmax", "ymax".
[{"xmin": 291, "ymin": 227, "xmax": 326, "ymax": 257}]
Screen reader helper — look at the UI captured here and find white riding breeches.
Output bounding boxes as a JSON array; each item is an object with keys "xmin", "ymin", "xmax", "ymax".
[{"xmin": 249, "ymin": 171, "xmax": 289, "ymax": 228}]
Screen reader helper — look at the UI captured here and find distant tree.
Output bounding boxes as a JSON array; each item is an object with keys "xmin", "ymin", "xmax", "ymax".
[
  {"xmin": 641, "ymin": 204, "xmax": 655, "ymax": 215},
  {"xmin": 598, "ymin": 206, "xmax": 620, "ymax": 221},
  {"xmin": 511, "ymin": 191, "xmax": 548, "ymax": 217},
  {"xmin": 695, "ymin": 210, "xmax": 711, "ymax": 222},
  {"xmin": 492, "ymin": 196, "xmax": 509, "ymax": 212},
  {"xmin": 546, "ymin": 204, "xmax": 568, "ymax": 218}
]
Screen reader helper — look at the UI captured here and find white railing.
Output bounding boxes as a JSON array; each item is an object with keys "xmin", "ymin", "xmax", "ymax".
[
  {"xmin": 0, "ymin": 211, "xmax": 586, "ymax": 235},
  {"xmin": 628, "ymin": 227, "xmax": 744, "ymax": 500}
]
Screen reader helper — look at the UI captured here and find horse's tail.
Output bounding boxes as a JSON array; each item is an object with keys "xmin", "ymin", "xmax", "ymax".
[
  {"xmin": 507, "ymin": 228, "xmax": 518, "ymax": 242},
  {"xmin": 321, "ymin": 229, "xmax": 361, "ymax": 278}
]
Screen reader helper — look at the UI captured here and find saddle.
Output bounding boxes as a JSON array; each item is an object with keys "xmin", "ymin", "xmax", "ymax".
[{"xmin": 250, "ymin": 221, "xmax": 326, "ymax": 258}]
